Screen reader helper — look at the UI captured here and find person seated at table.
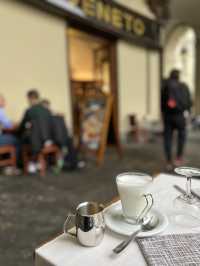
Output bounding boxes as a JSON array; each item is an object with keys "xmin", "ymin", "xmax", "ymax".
[
  {"xmin": 19, "ymin": 90, "xmax": 84, "ymax": 173},
  {"xmin": 0, "ymin": 94, "xmax": 20, "ymax": 174},
  {"xmin": 0, "ymin": 94, "xmax": 13, "ymax": 129},
  {"xmin": 18, "ymin": 89, "xmax": 54, "ymax": 173},
  {"xmin": 19, "ymin": 90, "xmax": 52, "ymax": 133},
  {"xmin": 41, "ymin": 98, "xmax": 85, "ymax": 170},
  {"xmin": 41, "ymin": 99, "xmax": 51, "ymax": 111},
  {"xmin": 41, "ymin": 98, "xmax": 65, "ymax": 117}
]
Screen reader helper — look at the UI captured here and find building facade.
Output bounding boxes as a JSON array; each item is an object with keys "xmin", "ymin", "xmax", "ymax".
[{"xmin": 0, "ymin": 0, "xmax": 161, "ymax": 141}]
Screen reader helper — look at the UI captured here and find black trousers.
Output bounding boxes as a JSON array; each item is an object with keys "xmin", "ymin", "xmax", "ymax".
[{"xmin": 163, "ymin": 114, "xmax": 186, "ymax": 162}]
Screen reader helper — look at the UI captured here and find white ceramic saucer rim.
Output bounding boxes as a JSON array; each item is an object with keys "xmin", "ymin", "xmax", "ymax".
[{"xmin": 104, "ymin": 201, "xmax": 168, "ymax": 237}]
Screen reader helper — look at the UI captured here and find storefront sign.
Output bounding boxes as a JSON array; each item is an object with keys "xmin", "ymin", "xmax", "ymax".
[
  {"xmin": 27, "ymin": 0, "xmax": 160, "ymax": 47},
  {"xmin": 68, "ymin": 0, "xmax": 159, "ymax": 43}
]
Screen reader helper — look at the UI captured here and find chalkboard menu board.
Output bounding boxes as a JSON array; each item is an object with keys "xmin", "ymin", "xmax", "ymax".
[{"xmin": 80, "ymin": 94, "xmax": 113, "ymax": 164}]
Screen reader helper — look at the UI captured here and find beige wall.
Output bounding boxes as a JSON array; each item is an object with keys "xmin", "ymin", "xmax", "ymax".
[
  {"xmin": 0, "ymin": 0, "xmax": 72, "ymax": 127},
  {"xmin": 148, "ymin": 51, "xmax": 160, "ymax": 120},
  {"xmin": 117, "ymin": 41, "xmax": 146, "ymax": 136},
  {"xmin": 115, "ymin": 0, "xmax": 159, "ymax": 139},
  {"xmin": 117, "ymin": 41, "xmax": 160, "ymax": 138}
]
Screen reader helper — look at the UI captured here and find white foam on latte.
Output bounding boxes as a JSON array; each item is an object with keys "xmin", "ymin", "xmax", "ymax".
[{"xmin": 117, "ymin": 174, "xmax": 152, "ymax": 186}]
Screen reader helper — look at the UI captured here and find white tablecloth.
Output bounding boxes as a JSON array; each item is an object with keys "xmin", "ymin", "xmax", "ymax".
[{"xmin": 35, "ymin": 173, "xmax": 200, "ymax": 266}]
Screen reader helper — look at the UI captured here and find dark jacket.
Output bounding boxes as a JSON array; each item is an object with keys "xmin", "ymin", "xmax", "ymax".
[
  {"xmin": 52, "ymin": 115, "xmax": 69, "ymax": 147},
  {"xmin": 161, "ymin": 78, "xmax": 192, "ymax": 115},
  {"xmin": 29, "ymin": 117, "xmax": 54, "ymax": 154},
  {"xmin": 19, "ymin": 104, "xmax": 54, "ymax": 154},
  {"xmin": 19, "ymin": 103, "xmax": 52, "ymax": 134}
]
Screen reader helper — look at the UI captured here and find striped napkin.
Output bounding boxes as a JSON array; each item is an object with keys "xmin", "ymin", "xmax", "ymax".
[{"xmin": 137, "ymin": 233, "xmax": 200, "ymax": 266}]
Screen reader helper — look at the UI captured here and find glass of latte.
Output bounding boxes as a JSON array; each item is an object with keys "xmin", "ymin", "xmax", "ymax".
[{"xmin": 116, "ymin": 172, "xmax": 153, "ymax": 224}]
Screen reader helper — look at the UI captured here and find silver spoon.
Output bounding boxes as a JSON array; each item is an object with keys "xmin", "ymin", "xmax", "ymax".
[{"xmin": 113, "ymin": 215, "xmax": 159, "ymax": 254}]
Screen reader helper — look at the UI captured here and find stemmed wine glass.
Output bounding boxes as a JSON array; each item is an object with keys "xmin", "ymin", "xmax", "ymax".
[{"xmin": 173, "ymin": 167, "xmax": 200, "ymax": 227}]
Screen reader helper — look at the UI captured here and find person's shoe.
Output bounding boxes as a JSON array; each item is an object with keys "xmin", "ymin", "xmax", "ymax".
[
  {"xmin": 174, "ymin": 158, "xmax": 185, "ymax": 167},
  {"xmin": 3, "ymin": 166, "xmax": 21, "ymax": 176},
  {"xmin": 53, "ymin": 158, "xmax": 64, "ymax": 174},
  {"xmin": 77, "ymin": 160, "xmax": 86, "ymax": 169},
  {"xmin": 28, "ymin": 162, "xmax": 37, "ymax": 174},
  {"xmin": 3, "ymin": 166, "xmax": 15, "ymax": 176}
]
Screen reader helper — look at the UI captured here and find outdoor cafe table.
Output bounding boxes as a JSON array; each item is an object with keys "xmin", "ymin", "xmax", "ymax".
[{"xmin": 35, "ymin": 173, "xmax": 200, "ymax": 266}]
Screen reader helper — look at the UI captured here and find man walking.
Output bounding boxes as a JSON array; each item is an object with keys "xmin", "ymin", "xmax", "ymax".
[{"xmin": 161, "ymin": 69, "xmax": 192, "ymax": 170}]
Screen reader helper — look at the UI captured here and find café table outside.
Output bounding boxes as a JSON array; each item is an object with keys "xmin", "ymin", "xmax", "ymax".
[{"xmin": 35, "ymin": 173, "xmax": 200, "ymax": 266}]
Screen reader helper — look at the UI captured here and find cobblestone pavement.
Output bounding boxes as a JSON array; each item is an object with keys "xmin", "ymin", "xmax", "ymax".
[{"xmin": 0, "ymin": 138, "xmax": 200, "ymax": 266}]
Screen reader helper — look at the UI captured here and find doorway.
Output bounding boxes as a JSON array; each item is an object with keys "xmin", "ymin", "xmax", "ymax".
[{"xmin": 67, "ymin": 28, "xmax": 120, "ymax": 149}]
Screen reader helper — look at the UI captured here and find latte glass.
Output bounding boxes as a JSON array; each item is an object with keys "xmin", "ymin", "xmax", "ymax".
[{"xmin": 116, "ymin": 172, "xmax": 153, "ymax": 224}]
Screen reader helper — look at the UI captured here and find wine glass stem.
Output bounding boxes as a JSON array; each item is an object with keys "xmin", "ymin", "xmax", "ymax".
[{"xmin": 186, "ymin": 176, "xmax": 192, "ymax": 198}]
